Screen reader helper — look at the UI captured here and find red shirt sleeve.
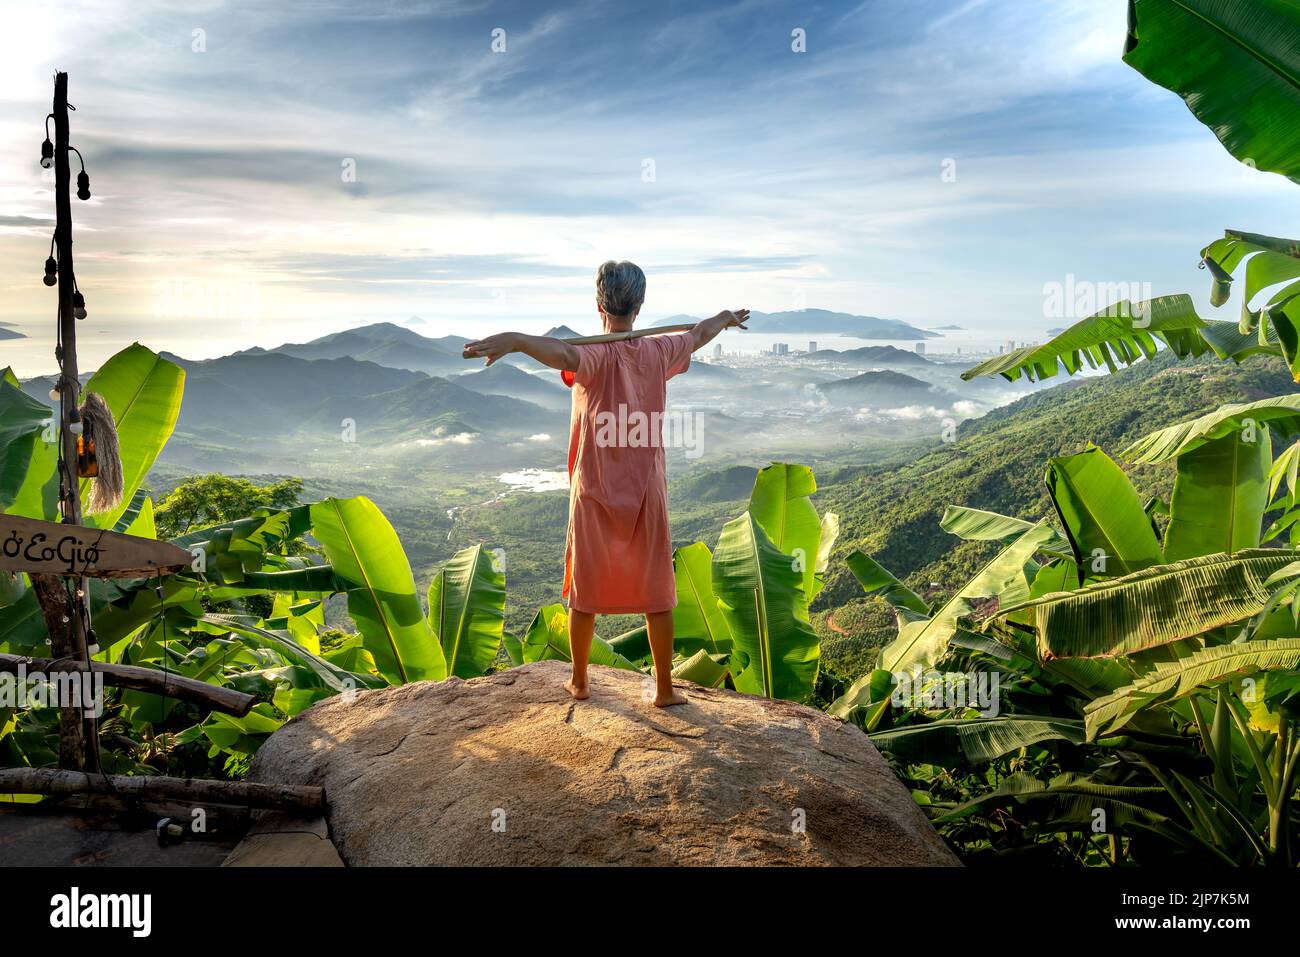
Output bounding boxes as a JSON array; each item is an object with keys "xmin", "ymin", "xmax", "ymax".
[
  {"xmin": 655, "ymin": 332, "xmax": 693, "ymax": 380},
  {"xmin": 562, "ymin": 343, "xmax": 611, "ymax": 389}
]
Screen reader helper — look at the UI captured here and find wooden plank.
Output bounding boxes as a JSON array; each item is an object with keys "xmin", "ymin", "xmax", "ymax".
[{"xmin": 0, "ymin": 514, "xmax": 192, "ymax": 578}]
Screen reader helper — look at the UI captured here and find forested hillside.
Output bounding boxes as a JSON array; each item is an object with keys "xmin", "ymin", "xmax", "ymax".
[{"xmin": 811, "ymin": 352, "xmax": 1293, "ymax": 674}]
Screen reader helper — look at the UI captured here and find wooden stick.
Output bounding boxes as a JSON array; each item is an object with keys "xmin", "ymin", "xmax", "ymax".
[
  {"xmin": 44, "ymin": 72, "xmax": 98, "ymax": 773},
  {"xmin": 0, "ymin": 653, "xmax": 255, "ymax": 717},
  {"xmin": 29, "ymin": 575, "xmax": 90, "ymax": 770},
  {"xmin": 0, "ymin": 767, "xmax": 326, "ymax": 815},
  {"xmin": 558, "ymin": 323, "xmax": 697, "ymax": 345}
]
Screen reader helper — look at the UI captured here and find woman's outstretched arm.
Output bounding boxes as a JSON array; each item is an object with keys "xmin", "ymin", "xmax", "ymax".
[
  {"xmin": 689, "ymin": 309, "xmax": 749, "ymax": 351},
  {"xmin": 463, "ymin": 332, "xmax": 580, "ymax": 371}
]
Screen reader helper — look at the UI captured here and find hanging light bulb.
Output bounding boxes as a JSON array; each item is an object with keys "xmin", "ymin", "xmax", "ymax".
[
  {"xmin": 48, "ymin": 386, "xmax": 61, "ymax": 402},
  {"xmin": 40, "ymin": 138, "xmax": 53, "ymax": 169},
  {"xmin": 68, "ymin": 408, "xmax": 83, "ymax": 435},
  {"xmin": 76, "ymin": 170, "xmax": 90, "ymax": 201},
  {"xmin": 43, "ymin": 256, "xmax": 57, "ymax": 286},
  {"xmin": 72, "ymin": 290, "xmax": 87, "ymax": 320}
]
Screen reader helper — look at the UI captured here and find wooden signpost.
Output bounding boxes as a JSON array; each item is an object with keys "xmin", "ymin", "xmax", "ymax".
[
  {"xmin": 4, "ymin": 73, "xmax": 327, "ymax": 819},
  {"xmin": 0, "ymin": 514, "xmax": 193, "ymax": 579}
]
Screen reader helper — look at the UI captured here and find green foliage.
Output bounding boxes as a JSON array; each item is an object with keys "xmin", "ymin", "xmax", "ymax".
[
  {"xmin": 156, "ymin": 474, "xmax": 305, "ymax": 539},
  {"xmin": 427, "ymin": 544, "xmax": 506, "ymax": 679},
  {"xmin": 1124, "ymin": 0, "xmax": 1300, "ymax": 183}
]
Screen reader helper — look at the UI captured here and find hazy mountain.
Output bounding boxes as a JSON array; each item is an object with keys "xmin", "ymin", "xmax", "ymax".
[
  {"xmin": 163, "ymin": 351, "xmax": 425, "ymax": 438},
  {"xmin": 652, "ymin": 309, "xmax": 933, "ymax": 339},
  {"xmin": 260, "ymin": 322, "xmax": 468, "ymax": 376},
  {"xmin": 818, "ymin": 370, "xmax": 937, "ymax": 402},
  {"xmin": 0, "ymin": 323, "xmax": 24, "ymax": 341},
  {"xmin": 457, "ymin": 362, "xmax": 571, "ymax": 410},
  {"xmin": 543, "ymin": 325, "xmax": 583, "ymax": 339},
  {"xmin": 312, "ymin": 374, "xmax": 563, "ymax": 440},
  {"xmin": 811, "ymin": 345, "xmax": 933, "ymax": 366}
]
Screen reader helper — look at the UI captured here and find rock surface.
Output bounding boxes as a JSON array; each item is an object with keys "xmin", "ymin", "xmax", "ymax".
[{"xmin": 249, "ymin": 660, "xmax": 960, "ymax": 866}]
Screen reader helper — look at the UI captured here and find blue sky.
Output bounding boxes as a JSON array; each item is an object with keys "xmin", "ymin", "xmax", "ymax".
[{"xmin": 3, "ymin": 0, "xmax": 1300, "ymax": 373}]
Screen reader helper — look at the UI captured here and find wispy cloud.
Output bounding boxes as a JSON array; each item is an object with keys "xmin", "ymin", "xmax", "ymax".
[{"xmin": 2, "ymin": 0, "xmax": 1300, "ymax": 376}]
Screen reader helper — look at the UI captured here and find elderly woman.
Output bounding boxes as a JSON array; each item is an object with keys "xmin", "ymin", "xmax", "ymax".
[{"xmin": 464, "ymin": 261, "xmax": 747, "ymax": 706}]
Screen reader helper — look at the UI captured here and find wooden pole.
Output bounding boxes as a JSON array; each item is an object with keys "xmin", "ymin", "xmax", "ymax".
[
  {"xmin": 44, "ymin": 71, "xmax": 99, "ymax": 772},
  {"xmin": 0, "ymin": 653, "xmax": 256, "ymax": 717},
  {"xmin": 557, "ymin": 323, "xmax": 697, "ymax": 345},
  {"xmin": 0, "ymin": 767, "xmax": 326, "ymax": 815}
]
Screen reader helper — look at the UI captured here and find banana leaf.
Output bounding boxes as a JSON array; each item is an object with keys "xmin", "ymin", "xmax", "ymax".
[
  {"xmin": 111, "ymin": 489, "xmax": 156, "ymax": 536},
  {"xmin": 712, "ymin": 511, "xmax": 819, "ymax": 701},
  {"xmin": 670, "ymin": 542, "xmax": 732, "ymax": 656},
  {"xmin": 1164, "ymin": 428, "xmax": 1271, "ymax": 560},
  {"xmin": 934, "ymin": 772, "xmax": 1174, "ymax": 832},
  {"xmin": 427, "ymin": 543, "xmax": 506, "ymax": 678},
  {"xmin": 845, "ymin": 550, "xmax": 929, "ymax": 616},
  {"xmin": 1085, "ymin": 638, "xmax": 1300, "ymax": 739},
  {"xmin": 1045, "ymin": 445, "xmax": 1163, "ymax": 579},
  {"xmin": 309, "ymin": 496, "xmax": 445, "ymax": 684},
  {"xmin": 813, "ymin": 511, "xmax": 840, "ymax": 600},
  {"xmin": 671, "ymin": 649, "xmax": 728, "ymax": 688},
  {"xmin": 79, "ymin": 344, "xmax": 185, "ymax": 529},
  {"xmin": 747, "ymin": 462, "xmax": 823, "ymax": 601},
  {"xmin": 520, "ymin": 602, "xmax": 641, "ymax": 671},
  {"xmin": 941, "ymin": 505, "xmax": 1071, "ymax": 555},
  {"xmin": 960, "ymin": 295, "xmax": 1208, "ymax": 382},
  {"xmin": 1124, "ymin": 0, "xmax": 1300, "ymax": 183},
  {"xmin": 607, "ymin": 624, "xmax": 649, "ymax": 662},
  {"xmin": 878, "ymin": 523, "xmax": 1055, "ymax": 674},
  {"xmin": 1126, "ymin": 394, "xmax": 1300, "ymax": 463},
  {"xmin": 828, "ymin": 667, "xmax": 894, "ymax": 729},
  {"xmin": 198, "ymin": 613, "xmax": 383, "ymax": 692},
  {"xmin": 0, "ymin": 381, "xmax": 51, "ymax": 512},
  {"xmin": 997, "ymin": 549, "xmax": 1297, "ymax": 659},
  {"xmin": 871, "ymin": 715, "xmax": 1085, "ymax": 766}
]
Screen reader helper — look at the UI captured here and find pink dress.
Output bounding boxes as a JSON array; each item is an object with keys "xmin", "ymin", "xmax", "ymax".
[{"xmin": 559, "ymin": 333, "xmax": 694, "ymax": 614}]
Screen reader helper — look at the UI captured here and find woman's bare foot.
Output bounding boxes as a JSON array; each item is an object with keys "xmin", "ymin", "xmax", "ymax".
[
  {"xmin": 564, "ymin": 679, "xmax": 589, "ymax": 700},
  {"xmin": 653, "ymin": 689, "xmax": 688, "ymax": 708}
]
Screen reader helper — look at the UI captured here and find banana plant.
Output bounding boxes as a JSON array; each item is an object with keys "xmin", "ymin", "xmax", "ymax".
[
  {"xmin": 426, "ymin": 543, "xmax": 506, "ymax": 678},
  {"xmin": 520, "ymin": 602, "xmax": 640, "ymax": 671},
  {"xmin": 994, "ymin": 550, "xmax": 1296, "ymax": 659},
  {"xmin": 712, "ymin": 512, "xmax": 820, "ymax": 701},
  {"xmin": 1045, "ymin": 446, "xmax": 1163, "ymax": 579},
  {"xmin": 310, "ymin": 496, "xmax": 446, "ymax": 684}
]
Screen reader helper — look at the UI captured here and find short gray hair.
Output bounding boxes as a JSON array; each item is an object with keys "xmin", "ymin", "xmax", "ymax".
[{"xmin": 596, "ymin": 260, "xmax": 646, "ymax": 318}]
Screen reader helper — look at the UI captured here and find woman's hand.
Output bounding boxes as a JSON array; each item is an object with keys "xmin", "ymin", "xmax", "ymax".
[
  {"xmin": 463, "ymin": 332, "xmax": 521, "ymax": 366},
  {"xmin": 713, "ymin": 308, "xmax": 749, "ymax": 329}
]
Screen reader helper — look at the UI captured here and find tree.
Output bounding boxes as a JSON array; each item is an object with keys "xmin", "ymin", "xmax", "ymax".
[{"xmin": 155, "ymin": 475, "xmax": 304, "ymax": 539}]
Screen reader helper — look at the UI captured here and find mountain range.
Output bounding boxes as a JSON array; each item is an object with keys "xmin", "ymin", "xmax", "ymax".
[{"xmin": 652, "ymin": 309, "xmax": 934, "ymax": 339}]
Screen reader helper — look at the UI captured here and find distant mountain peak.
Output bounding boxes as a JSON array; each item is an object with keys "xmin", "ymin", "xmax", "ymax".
[{"xmin": 545, "ymin": 325, "xmax": 584, "ymax": 339}]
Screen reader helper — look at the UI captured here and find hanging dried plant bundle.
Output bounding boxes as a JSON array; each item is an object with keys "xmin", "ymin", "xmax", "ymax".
[{"xmin": 78, "ymin": 391, "xmax": 122, "ymax": 514}]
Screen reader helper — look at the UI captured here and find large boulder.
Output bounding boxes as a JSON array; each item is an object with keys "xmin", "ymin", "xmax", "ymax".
[{"xmin": 249, "ymin": 660, "xmax": 959, "ymax": 866}]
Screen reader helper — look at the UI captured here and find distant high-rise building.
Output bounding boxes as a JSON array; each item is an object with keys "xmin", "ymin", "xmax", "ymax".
[
  {"xmin": 712, "ymin": 343, "xmax": 722, "ymax": 359},
  {"xmin": 1006, "ymin": 339, "xmax": 1016, "ymax": 353},
  {"xmin": 808, "ymin": 340, "xmax": 817, "ymax": 354},
  {"xmin": 915, "ymin": 342, "xmax": 926, "ymax": 355}
]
